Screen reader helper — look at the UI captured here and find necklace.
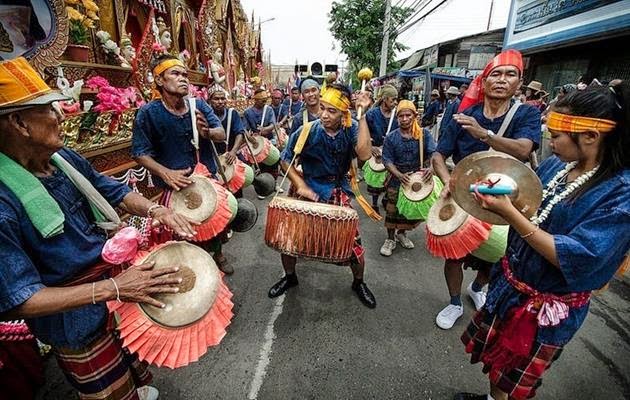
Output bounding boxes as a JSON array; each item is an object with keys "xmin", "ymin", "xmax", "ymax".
[
  {"xmin": 530, "ymin": 161, "xmax": 599, "ymax": 225},
  {"xmin": 161, "ymin": 99, "xmax": 188, "ymax": 116}
]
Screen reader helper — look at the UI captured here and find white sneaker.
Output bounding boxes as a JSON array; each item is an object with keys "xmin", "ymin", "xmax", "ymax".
[
  {"xmin": 380, "ymin": 239, "xmax": 396, "ymax": 256},
  {"xmin": 467, "ymin": 282, "xmax": 487, "ymax": 311},
  {"xmin": 435, "ymin": 304, "xmax": 464, "ymax": 329},
  {"xmin": 275, "ymin": 185, "xmax": 285, "ymax": 193},
  {"xmin": 138, "ymin": 386, "xmax": 159, "ymax": 400},
  {"xmin": 227, "ymin": 229, "xmax": 233, "ymax": 239},
  {"xmin": 257, "ymin": 194, "xmax": 267, "ymax": 200},
  {"xmin": 395, "ymin": 232, "xmax": 414, "ymax": 249}
]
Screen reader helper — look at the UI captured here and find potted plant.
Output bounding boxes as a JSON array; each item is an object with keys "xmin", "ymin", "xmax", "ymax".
[{"xmin": 64, "ymin": 0, "xmax": 100, "ymax": 62}]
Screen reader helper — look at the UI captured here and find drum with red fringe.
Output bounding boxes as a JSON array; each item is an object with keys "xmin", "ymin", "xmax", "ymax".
[
  {"xmin": 217, "ymin": 154, "xmax": 248, "ymax": 193},
  {"xmin": 239, "ymin": 135, "xmax": 273, "ymax": 165},
  {"xmin": 107, "ymin": 241, "xmax": 233, "ymax": 369},
  {"xmin": 276, "ymin": 127, "xmax": 288, "ymax": 150},
  {"xmin": 425, "ymin": 196, "xmax": 492, "ymax": 260},
  {"xmin": 264, "ymin": 196, "xmax": 359, "ymax": 263},
  {"xmin": 164, "ymin": 174, "xmax": 232, "ymax": 242}
]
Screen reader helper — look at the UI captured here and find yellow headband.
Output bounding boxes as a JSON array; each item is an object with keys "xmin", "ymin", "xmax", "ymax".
[
  {"xmin": 320, "ymin": 87, "xmax": 352, "ymax": 128},
  {"xmin": 547, "ymin": 111, "xmax": 617, "ymax": 134},
  {"xmin": 153, "ymin": 59, "xmax": 185, "ymax": 76},
  {"xmin": 253, "ymin": 90, "xmax": 269, "ymax": 100}
]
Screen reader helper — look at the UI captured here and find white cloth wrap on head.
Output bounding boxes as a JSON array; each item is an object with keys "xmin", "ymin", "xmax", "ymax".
[{"xmin": 300, "ymin": 79, "xmax": 320, "ymax": 93}]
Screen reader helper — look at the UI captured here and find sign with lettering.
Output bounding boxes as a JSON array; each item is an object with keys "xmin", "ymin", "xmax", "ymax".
[{"xmin": 515, "ymin": 0, "xmax": 622, "ymax": 32}]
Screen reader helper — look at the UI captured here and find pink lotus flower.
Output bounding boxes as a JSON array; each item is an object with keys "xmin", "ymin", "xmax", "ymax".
[{"xmin": 85, "ymin": 75, "xmax": 110, "ymax": 90}]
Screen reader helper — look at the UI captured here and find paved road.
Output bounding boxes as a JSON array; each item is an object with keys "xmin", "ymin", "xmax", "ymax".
[{"xmin": 38, "ymin": 186, "xmax": 630, "ymax": 400}]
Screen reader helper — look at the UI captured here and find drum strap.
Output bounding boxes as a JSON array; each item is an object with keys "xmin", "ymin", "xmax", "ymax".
[
  {"xmin": 225, "ymin": 108, "xmax": 233, "ymax": 147},
  {"xmin": 494, "ymin": 101, "xmax": 538, "ymax": 168}
]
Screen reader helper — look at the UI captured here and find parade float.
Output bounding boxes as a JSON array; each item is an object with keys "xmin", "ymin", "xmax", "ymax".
[{"xmin": 0, "ymin": 0, "xmax": 264, "ymax": 199}]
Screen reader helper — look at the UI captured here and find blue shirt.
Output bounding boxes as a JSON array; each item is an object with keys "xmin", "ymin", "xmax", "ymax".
[
  {"xmin": 242, "ymin": 105, "xmax": 276, "ymax": 134},
  {"xmin": 213, "ymin": 107, "xmax": 245, "ymax": 154},
  {"xmin": 439, "ymin": 98, "xmax": 460, "ymax": 137},
  {"xmin": 0, "ymin": 148, "xmax": 131, "ymax": 348},
  {"xmin": 422, "ymin": 99, "xmax": 442, "ymax": 124},
  {"xmin": 281, "ymin": 120, "xmax": 359, "ymax": 201},
  {"xmin": 382, "ymin": 128, "xmax": 436, "ymax": 188},
  {"xmin": 291, "ymin": 108, "xmax": 319, "ymax": 132},
  {"xmin": 437, "ymin": 102, "xmax": 541, "ymax": 164},
  {"xmin": 271, "ymin": 104, "xmax": 288, "ymax": 122},
  {"xmin": 131, "ymin": 98, "xmax": 223, "ymax": 188},
  {"xmin": 365, "ymin": 106, "xmax": 398, "ymax": 147},
  {"xmin": 486, "ymin": 157, "xmax": 630, "ymax": 346},
  {"xmin": 283, "ymin": 99, "xmax": 304, "ymax": 116}
]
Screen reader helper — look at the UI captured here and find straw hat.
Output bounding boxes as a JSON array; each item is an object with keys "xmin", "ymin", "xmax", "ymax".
[
  {"xmin": 526, "ymin": 80, "xmax": 545, "ymax": 94},
  {"xmin": 430, "ymin": 89, "xmax": 440, "ymax": 96},
  {"xmin": 446, "ymin": 86, "xmax": 460, "ymax": 95},
  {"xmin": 0, "ymin": 57, "xmax": 70, "ymax": 115}
]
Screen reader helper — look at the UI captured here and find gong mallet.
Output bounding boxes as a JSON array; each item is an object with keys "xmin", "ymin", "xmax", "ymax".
[{"xmin": 356, "ymin": 67, "xmax": 373, "ymax": 120}]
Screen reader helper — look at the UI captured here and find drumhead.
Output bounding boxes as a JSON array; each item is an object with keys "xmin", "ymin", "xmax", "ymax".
[
  {"xmin": 246, "ymin": 135, "xmax": 267, "ymax": 156},
  {"xmin": 426, "ymin": 196, "xmax": 469, "ymax": 236},
  {"xmin": 217, "ymin": 154, "xmax": 235, "ymax": 184},
  {"xmin": 401, "ymin": 172, "xmax": 435, "ymax": 202},
  {"xmin": 169, "ymin": 175, "xmax": 218, "ymax": 223},
  {"xmin": 367, "ymin": 156, "xmax": 386, "ymax": 172},
  {"xmin": 268, "ymin": 196, "xmax": 358, "ymax": 221},
  {"xmin": 139, "ymin": 242, "xmax": 220, "ymax": 328}
]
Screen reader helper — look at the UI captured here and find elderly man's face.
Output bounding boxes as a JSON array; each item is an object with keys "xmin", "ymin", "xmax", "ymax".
[
  {"xmin": 483, "ymin": 66, "xmax": 522, "ymax": 100},
  {"xmin": 157, "ymin": 66, "xmax": 189, "ymax": 97},
  {"xmin": 382, "ymin": 96, "xmax": 397, "ymax": 111},
  {"xmin": 271, "ymin": 92, "xmax": 283, "ymax": 106},
  {"xmin": 8, "ymin": 104, "xmax": 65, "ymax": 151},
  {"xmin": 302, "ymin": 86, "xmax": 320, "ymax": 107},
  {"xmin": 209, "ymin": 92, "xmax": 227, "ymax": 114},
  {"xmin": 254, "ymin": 96, "xmax": 267, "ymax": 108}
]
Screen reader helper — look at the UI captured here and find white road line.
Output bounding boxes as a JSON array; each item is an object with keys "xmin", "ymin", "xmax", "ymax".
[{"xmin": 247, "ymin": 295, "xmax": 285, "ymax": 400}]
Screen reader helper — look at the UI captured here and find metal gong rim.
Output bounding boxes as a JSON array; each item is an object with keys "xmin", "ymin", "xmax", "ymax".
[
  {"xmin": 450, "ymin": 151, "xmax": 542, "ymax": 225},
  {"xmin": 139, "ymin": 242, "xmax": 220, "ymax": 328},
  {"xmin": 426, "ymin": 196, "xmax": 470, "ymax": 236},
  {"xmin": 169, "ymin": 174, "xmax": 218, "ymax": 223}
]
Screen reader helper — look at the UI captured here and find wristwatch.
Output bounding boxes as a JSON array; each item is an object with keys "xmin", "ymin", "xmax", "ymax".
[{"xmin": 480, "ymin": 129, "xmax": 495, "ymax": 142}]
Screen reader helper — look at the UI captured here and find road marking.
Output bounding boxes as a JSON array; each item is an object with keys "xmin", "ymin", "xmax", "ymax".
[{"xmin": 248, "ymin": 295, "xmax": 285, "ymax": 400}]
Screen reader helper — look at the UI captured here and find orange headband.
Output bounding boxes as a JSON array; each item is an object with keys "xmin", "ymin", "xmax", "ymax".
[
  {"xmin": 396, "ymin": 100, "xmax": 421, "ymax": 139},
  {"xmin": 252, "ymin": 90, "xmax": 269, "ymax": 100},
  {"xmin": 320, "ymin": 87, "xmax": 352, "ymax": 128},
  {"xmin": 547, "ymin": 111, "xmax": 617, "ymax": 134},
  {"xmin": 153, "ymin": 59, "xmax": 185, "ymax": 76}
]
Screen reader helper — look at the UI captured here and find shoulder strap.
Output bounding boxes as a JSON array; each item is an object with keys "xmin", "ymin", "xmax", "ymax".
[
  {"xmin": 226, "ymin": 108, "xmax": 233, "ymax": 146},
  {"xmin": 188, "ymin": 97, "xmax": 199, "ymax": 149},
  {"xmin": 294, "ymin": 121, "xmax": 314, "ymax": 156},
  {"xmin": 302, "ymin": 108, "xmax": 308, "ymax": 124},
  {"xmin": 261, "ymin": 104, "xmax": 268, "ymax": 127},
  {"xmin": 496, "ymin": 102, "xmax": 521, "ymax": 138}
]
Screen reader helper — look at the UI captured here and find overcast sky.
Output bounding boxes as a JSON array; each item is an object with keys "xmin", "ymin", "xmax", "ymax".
[{"xmin": 239, "ymin": 0, "xmax": 511, "ymax": 67}]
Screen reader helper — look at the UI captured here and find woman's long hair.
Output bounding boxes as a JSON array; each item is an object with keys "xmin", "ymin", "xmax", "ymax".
[{"xmin": 553, "ymin": 81, "xmax": 630, "ymax": 198}]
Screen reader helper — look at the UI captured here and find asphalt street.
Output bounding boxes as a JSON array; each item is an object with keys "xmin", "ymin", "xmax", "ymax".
[{"xmin": 38, "ymin": 184, "xmax": 630, "ymax": 400}]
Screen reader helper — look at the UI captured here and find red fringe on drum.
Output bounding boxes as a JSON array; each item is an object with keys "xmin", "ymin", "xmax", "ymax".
[
  {"xmin": 227, "ymin": 160, "xmax": 247, "ymax": 193},
  {"xmin": 107, "ymin": 246, "xmax": 234, "ymax": 369},
  {"xmin": 239, "ymin": 137, "xmax": 272, "ymax": 164},
  {"xmin": 425, "ymin": 218, "xmax": 492, "ymax": 260}
]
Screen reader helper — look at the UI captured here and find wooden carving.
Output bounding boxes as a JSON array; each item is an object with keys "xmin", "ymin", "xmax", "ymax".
[{"xmin": 26, "ymin": 0, "xmax": 69, "ymax": 75}]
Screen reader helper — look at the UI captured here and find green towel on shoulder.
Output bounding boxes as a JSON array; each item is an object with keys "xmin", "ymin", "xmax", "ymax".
[{"xmin": 0, "ymin": 152, "xmax": 65, "ymax": 238}]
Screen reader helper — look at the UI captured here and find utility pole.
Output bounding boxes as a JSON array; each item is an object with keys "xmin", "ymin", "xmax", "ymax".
[
  {"xmin": 486, "ymin": 0, "xmax": 494, "ymax": 31},
  {"xmin": 379, "ymin": 0, "xmax": 392, "ymax": 77}
]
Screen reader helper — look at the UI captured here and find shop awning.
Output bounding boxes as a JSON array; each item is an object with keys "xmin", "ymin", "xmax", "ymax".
[{"xmin": 401, "ymin": 49, "xmax": 425, "ymax": 70}]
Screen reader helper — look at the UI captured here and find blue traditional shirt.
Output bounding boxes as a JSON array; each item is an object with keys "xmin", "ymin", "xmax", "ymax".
[
  {"xmin": 131, "ymin": 98, "xmax": 222, "ymax": 188},
  {"xmin": 485, "ymin": 156, "xmax": 630, "ymax": 346},
  {"xmin": 440, "ymin": 98, "xmax": 460, "ymax": 137},
  {"xmin": 382, "ymin": 128, "xmax": 436, "ymax": 188},
  {"xmin": 242, "ymin": 105, "xmax": 276, "ymax": 134},
  {"xmin": 437, "ymin": 102, "xmax": 541, "ymax": 164},
  {"xmin": 271, "ymin": 104, "xmax": 288, "ymax": 122},
  {"xmin": 213, "ymin": 107, "xmax": 245, "ymax": 154},
  {"xmin": 290, "ymin": 108, "xmax": 319, "ymax": 132},
  {"xmin": 365, "ymin": 106, "xmax": 398, "ymax": 147},
  {"xmin": 0, "ymin": 148, "xmax": 131, "ymax": 348},
  {"xmin": 289, "ymin": 100, "xmax": 304, "ymax": 116},
  {"xmin": 281, "ymin": 120, "xmax": 359, "ymax": 202},
  {"xmin": 422, "ymin": 99, "xmax": 442, "ymax": 124}
]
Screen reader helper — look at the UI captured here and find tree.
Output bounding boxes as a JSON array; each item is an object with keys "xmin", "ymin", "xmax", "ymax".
[{"xmin": 329, "ymin": 0, "xmax": 413, "ymax": 86}]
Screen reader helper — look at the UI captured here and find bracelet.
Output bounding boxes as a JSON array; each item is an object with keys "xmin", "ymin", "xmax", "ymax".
[
  {"xmin": 92, "ymin": 282, "xmax": 96, "ymax": 305},
  {"xmin": 110, "ymin": 278, "xmax": 121, "ymax": 303},
  {"xmin": 147, "ymin": 203, "xmax": 165, "ymax": 218},
  {"xmin": 520, "ymin": 226, "xmax": 539, "ymax": 239}
]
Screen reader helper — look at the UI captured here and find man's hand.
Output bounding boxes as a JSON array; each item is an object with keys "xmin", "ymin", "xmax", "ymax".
[
  {"xmin": 355, "ymin": 91, "xmax": 372, "ymax": 112},
  {"xmin": 296, "ymin": 184, "xmax": 319, "ymax": 202},
  {"xmin": 225, "ymin": 151, "xmax": 237, "ymax": 165},
  {"xmin": 152, "ymin": 206, "xmax": 198, "ymax": 238},
  {"xmin": 195, "ymin": 110, "xmax": 210, "ymax": 139},
  {"xmin": 160, "ymin": 167, "xmax": 192, "ymax": 191},
  {"xmin": 453, "ymin": 114, "xmax": 487, "ymax": 140},
  {"xmin": 113, "ymin": 262, "xmax": 182, "ymax": 308},
  {"xmin": 397, "ymin": 172, "xmax": 412, "ymax": 186},
  {"xmin": 371, "ymin": 146, "xmax": 381, "ymax": 158}
]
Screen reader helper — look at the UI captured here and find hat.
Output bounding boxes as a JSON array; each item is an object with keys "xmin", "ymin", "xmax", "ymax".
[
  {"xmin": 0, "ymin": 57, "xmax": 70, "ymax": 116},
  {"xmin": 446, "ymin": 86, "xmax": 459, "ymax": 95},
  {"xmin": 431, "ymin": 89, "xmax": 440, "ymax": 96},
  {"xmin": 526, "ymin": 80, "xmax": 545, "ymax": 93}
]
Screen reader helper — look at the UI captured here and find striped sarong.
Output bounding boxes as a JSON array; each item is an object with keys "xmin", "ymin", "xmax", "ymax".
[{"xmin": 54, "ymin": 330, "xmax": 152, "ymax": 400}]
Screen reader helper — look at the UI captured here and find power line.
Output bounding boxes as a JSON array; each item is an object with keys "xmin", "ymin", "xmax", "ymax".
[
  {"xmin": 395, "ymin": 0, "xmax": 449, "ymax": 36},
  {"xmin": 390, "ymin": 0, "xmax": 433, "ymax": 35}
]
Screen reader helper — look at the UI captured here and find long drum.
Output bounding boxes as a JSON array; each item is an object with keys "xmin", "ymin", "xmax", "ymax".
[{"xmin": 264, "ymin": 196, "xmax": 359, "ymax": 263}]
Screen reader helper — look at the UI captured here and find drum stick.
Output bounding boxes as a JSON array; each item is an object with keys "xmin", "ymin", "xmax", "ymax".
[
  {"xmin": 243, "ymin": 130, "xmax": 262, "ymax": 173},
  {"xmin": 209, "ymin": 140, "xmax": 229, "ymax": 186}
]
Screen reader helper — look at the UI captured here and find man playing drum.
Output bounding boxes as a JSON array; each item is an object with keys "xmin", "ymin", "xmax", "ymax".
[
  {"xmin": 208, "ymin": 85, "xmax": 245, "ymax": 182},
  {"xmin": 380, "ymin": 100, "xmax": 436, "ymax": 256},
  {"xmin": 131, "ymin": 55, "xmax": 232, "ymax": 274},
  {"xmin": 431, "ymin": 50, "xmax": 541, "ymax": 329},
  {"xmin": 268, "ymin": 83, "xmax": 377, "ymax": 309},
  {"xmin": 0, "ymin": 57, "xmax": 197, "ymax": 400},
  {"xmin": 365, "ymin": 84, "xmax": 399, "ymax": 213}
]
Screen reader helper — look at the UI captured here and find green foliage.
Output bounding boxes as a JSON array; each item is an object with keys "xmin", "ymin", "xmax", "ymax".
[
  {"xmin": 329, "ymin": 0, "xmax": 413, "ymax": 86},
  {"xmin": 69, "ymin": 20, "xmax": 89, "ymax": 45}
]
